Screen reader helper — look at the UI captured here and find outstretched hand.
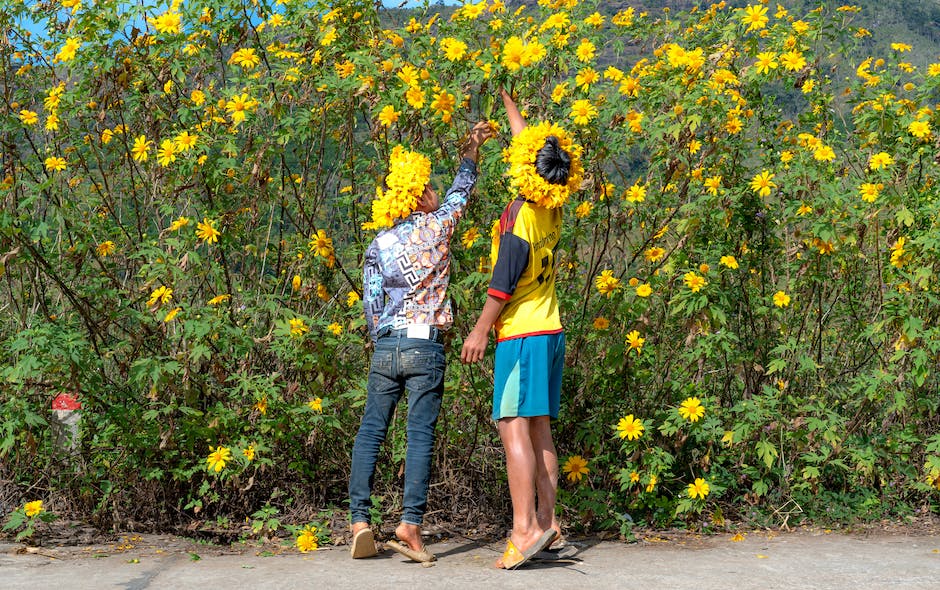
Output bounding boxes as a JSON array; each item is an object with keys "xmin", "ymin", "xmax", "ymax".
[{"xmin": 461, "ymin": 121, "xmax": 494, "ymax": 161}]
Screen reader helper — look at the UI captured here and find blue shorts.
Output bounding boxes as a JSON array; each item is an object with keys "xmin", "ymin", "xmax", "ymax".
[{"xmin": 492, "ymin": 332, "xmax": 565, "ymax": 420}]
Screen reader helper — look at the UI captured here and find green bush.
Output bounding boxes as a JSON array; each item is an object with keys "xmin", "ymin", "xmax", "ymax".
[{"xmin": 1, "ymin": 0, "xmax": 938, "ymax": 537}]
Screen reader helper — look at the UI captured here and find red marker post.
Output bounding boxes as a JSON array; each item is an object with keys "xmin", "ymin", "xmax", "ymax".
[{"xmin": 51, "ymin": 393, "xmax": 82, "ymax": 455}]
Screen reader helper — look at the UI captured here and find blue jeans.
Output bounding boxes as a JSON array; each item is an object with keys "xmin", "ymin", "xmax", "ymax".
[{"xmin": 349, "ymin": 336, "xmax": 445, "ymax": 526}]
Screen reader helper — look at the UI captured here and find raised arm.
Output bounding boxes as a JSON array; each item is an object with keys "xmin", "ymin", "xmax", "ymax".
[
  {"xmin": 461, "ymin": 121, "xmax": 494, "ymax": 162},
  {"xmin": 500, "ymin": 87, "xmax": 526, "ymax": 137}
]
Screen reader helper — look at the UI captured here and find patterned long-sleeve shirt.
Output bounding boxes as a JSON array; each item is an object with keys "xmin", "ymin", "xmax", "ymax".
[{"xmin": 363, "ymin": 158, "xmax": 478, "ymax": 341}]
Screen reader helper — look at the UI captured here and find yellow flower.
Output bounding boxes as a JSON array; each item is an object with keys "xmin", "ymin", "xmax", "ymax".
[
  {"xmin": 405, "ymin": 86, "xmax": 425, "ymax": 109},
  {"xmin": 683, "ymin": 271, "xmax": 707, "ymax": 292},
  {"xmin": 440, "ymin": 37, "xmax": 468, "ymax": 61},
  {"xmin": 308, "ymin": 397, "xmax": 323, "ymax": 413},
  {"xmin": 308, "ymin": 229, "xmax": 334, "ymax": 258},
  {"xmin": 243, "ymin": 445, "xmax": 255, "ymax": 461},
  {"xmin": 575, "ymin": 39, "xmax": 596, "ymax": 62},
  {"xmin": 55, "ymin": 37, "xmax": 81, "ymax": 62},
  {"xmin": 501, "ymin": 36, "xmax": 544, "ymax": 71},
  {"xmin": 678, "ymin": 397, "xmax": 705, "ymax": 422},
  {"xmin": 196, "ymin": 218, "xmax": 220, "ymax": 244},
  {"xmin": 461, "ymin": 227, "xmax": 480, "ymax": 249},
  {"xmin": 291, "ymin": 275, "xmax": 302, "ymax": 291},
  {"xmin": 754, "ymin": 52, "xmax": 778, "ymax": 75},
  {"xmin": 327, "ymin": 322, "xmax": 343, "ymax": 336},
  {"xmin": 719, "ymin": 255, "xmax": 738, "ymax": 269},
  {"xmin": 869, "ymin": 152, "xmax": 894, "ymax": 170},
  {"xmin": 595, "ymin": 270, "xmax": 620, "ymax": 297},
  {"xmin": 780, "ymin": 50, "xmax": 806, "ymax": 72},
  {"xmin": 570, "ymin": 99, "xmax": 597, "ymax": 126},
  {"xmin": 149, "ymin": 10, "xmax": 182, "ymax": 35},
  {"xmin": 208, "ymin": 294, "xmax": 230, "ymax": 305},
  {"xmin": 229, "ymin": 47, "xmax": 260, "ymax": 69},
  {"xmin": 797, "ymin": 203, "xmax": 813, "ymax": 216},
  {"xmin": 593, "ymin": 317, "xmax": 609, "ymax": 330},
  {"xmin": 97, "ymin": 241, "xmax": 116, "ymax": 257},
  {"xmin": 131, "ymin": 135, "xmax": 152, "ymax": 162},
  {"xmin": 891, "ymin": 42, "xmax": 912, "ymax": 52},
  {"xmin": 750, "ymin": 170, "xmax": 776, "ymax": 197},
  {"xmin": 24, "ymin": 500, "xmax": 43, "ymax": 517},
  {"xmin": 813, "ymin": 145, "xmax": 835, "ymax": 162},
  {"xmin": 368, "ymin": 146, "xmax": 431, "ymax": 228},
  {"xmin": 19, "ymin": 110, "xmax": 39, "ymax": 126},
  {"xmin": 575, "ymin": 201, "xmax": 593, "ymax": 218},
  {"xmin": 296, "ymin": 526, "xmax": 318, "ymax": 553},
  {"xmin": 101, "ymin": 129, "xmax": 114, "ymax": 144},
  {"xmin": 644, "ymin": 247, "xmax": 666, "ymax": 263},
  {"xmin": 575, "ymin": 67, "xmax": 599, "ymax": 91},
  {"xmin": 562, "ymin": 455, "xmax": 590, "ymax": 483},
  {"xmin": 225, "ymin": 93, "xmax": 258, "ymax": 126},
  {"xmin": 377, "ymin": 105, "xmax": 400, "ymax": 127},
  {"xmin": 163, "ymin": 307, "xmax": 181, "ymax": 322},
  {"xmin": 44, "ymin": 156, "xmax": 67, "ymax": 172},
  {"xmin": 289, "ymin": 318, "xmax": 309, "ymax": 337},
  {"xmin": 191, "ymin": 89, "xmax": 206, "ymax": 105},
  {"xmin": 254, "ymin": 397, "xmax": 267, "ymax": 415},
  {"xmin": 624, "ymin": 183, "xmax": 646, "ymax": 203},
  {"xmin": 174, "ymin": 130, "xmax": 198, "ymax": 152},
  {"xmin": 909, "ymin": 120, "xmax": 931, "ymax": 139},
  {"xmin": 687, "ymin": 478, "xmax": 710, "ymax": 499},
  {"xmin": 625, "ymin": 330, "xmax": 645, "ymax": 355},
  {"xmin": 317, "ymin": 283, "xmax": 329, "ymax": 301},
  {"xmin": 741, "ymin": 4, "xmax": 769, "ymax": 31},
  {"xmin": 206, "ymin": 446, "xmax": 231, "ymax": 472},
  {"xmin": 616, "ymin": 414, "xmax": 645, "ymax": 440},
  {"xmin": 584, "ymin": 11, "xmax": 605, "ymax": 27},
  {"xmin": 635, "ymin": 283, "xmax": 652, "ymax": 298},
  {"xmin": 859, "ymin": 183, "xmax": 882, "ymax": 203},
  {"xmin": 347, "ymin": 291, "xmax": 360, "ymax": 307},
  {"xmin": 430, "ymin": 90, "xmax": 456, "ymax": 121},
  {"xmin": 147, "ymin": 286, "xmax": 173, "ymax": 307},
  {"xmin": 645, "ymin": 474, "xmax": 658, "ymax": 493},
  {"xmin": 157, "ymin": 139, "xmax": 176, "ymax": 167},
  {"xmin": 169, "ymin": 216, "xmax": 190, "ymax": 231},
  {"xmin": 773, "ymin": 290, "xmax": 791, "ymax": 308},
  {"xmin": 722, "ymin": 430, "xmax": 735, "ymax": 446},
  {"xmin": 504, "ymin": 122, "xmax": 584, "ymax": 209}
]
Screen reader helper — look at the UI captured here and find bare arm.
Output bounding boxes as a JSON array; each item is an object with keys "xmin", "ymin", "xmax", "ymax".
[
  {"xmin": 500, "ymin": 87, "xmax": 526, "ymax": 137},
  {"xmin": 460, "ymin": 295, "xmax": 508, "ymax": 364}
]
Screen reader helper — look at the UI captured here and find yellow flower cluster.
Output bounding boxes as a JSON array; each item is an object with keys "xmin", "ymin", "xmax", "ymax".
[
  {"xmin": 365, "ymin": 145, "xmax": 431, "ymax": 229},
  {"xmin": 503, "ymin": 122, "xmax": 583, "ymax": 208}
]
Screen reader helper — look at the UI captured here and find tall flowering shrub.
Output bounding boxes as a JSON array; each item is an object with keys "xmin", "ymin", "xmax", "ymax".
[{"xmin": 1, "ymin": 0, "xmax": 938, "ymax": 531}]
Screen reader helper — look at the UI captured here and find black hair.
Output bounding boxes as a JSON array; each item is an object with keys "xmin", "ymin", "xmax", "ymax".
[{"xmin": 535, "ymin": 135, "xmax": 572, "ymax": 186}]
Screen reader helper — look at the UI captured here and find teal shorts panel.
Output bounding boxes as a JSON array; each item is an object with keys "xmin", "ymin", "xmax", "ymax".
[{"xmin": 492, "ymin": 332, "xmax": 565, "ymax": 420}]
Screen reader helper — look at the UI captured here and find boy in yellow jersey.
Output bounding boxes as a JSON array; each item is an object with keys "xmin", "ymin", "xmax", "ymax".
[{"xmin": 461, "ymin": 88, "xmax": 583, "ymax": 570}]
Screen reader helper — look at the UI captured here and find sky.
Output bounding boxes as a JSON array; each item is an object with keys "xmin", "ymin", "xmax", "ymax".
[{"xmin": 11, "ymin": 1, "xmax": 462, "ymax": 42}]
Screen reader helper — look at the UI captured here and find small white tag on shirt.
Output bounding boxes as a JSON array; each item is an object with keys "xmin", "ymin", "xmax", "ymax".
[
  {"xmin": 376, "ymin": 233, "xmax": 397, "ymax": 249},
  {"xmin": 406, "ymin": 325, "xmax": 431, "ymax": 339}
]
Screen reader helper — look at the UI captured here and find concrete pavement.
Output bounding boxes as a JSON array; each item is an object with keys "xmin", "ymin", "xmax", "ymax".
[{"xmin": 2, "ymin": 529, "xmax": 939, "ymax": 589}]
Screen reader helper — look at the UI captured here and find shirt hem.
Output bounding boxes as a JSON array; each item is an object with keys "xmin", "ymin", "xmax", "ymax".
[{"xmin": 496, "ymin": 328, "xmax": 563, "ymax": 343}]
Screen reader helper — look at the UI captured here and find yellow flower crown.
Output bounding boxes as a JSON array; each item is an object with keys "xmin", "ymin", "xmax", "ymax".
[
  {"xmin": 364, "ymin": 145, "xmax": 432, "ymax": 230},
  {"xmin": 503, "ymin": 122, "xmax": 583, "ymax": 209}
]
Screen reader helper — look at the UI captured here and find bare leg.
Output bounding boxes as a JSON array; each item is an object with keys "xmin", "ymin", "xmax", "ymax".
[
  {"xmin": 496, "ymin": 416, "xmax": 548, "ymax": 566},
  {"xmin": 530, "ymin": 415, "xmax": 561, "ymax": 537}
]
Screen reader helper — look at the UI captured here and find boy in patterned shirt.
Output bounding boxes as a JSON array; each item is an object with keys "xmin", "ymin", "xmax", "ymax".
[{"xmin": 349, "ymin": 121, "xmax": 492, "ymax": 562}]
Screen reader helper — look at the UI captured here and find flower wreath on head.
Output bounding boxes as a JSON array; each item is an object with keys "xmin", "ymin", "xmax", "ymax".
[
  {"xmin": 363, "ymin": 145, "xmax": 432, "ymax": 230},
  {"xmin": 503, "ymin": 121, "xmax": 584, "ymax": 209}
]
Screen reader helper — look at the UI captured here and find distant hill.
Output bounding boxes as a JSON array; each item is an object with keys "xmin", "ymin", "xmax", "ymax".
[{"xmin": 504, "ymin": 0, "xmax": 940, "ymax": 67}]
